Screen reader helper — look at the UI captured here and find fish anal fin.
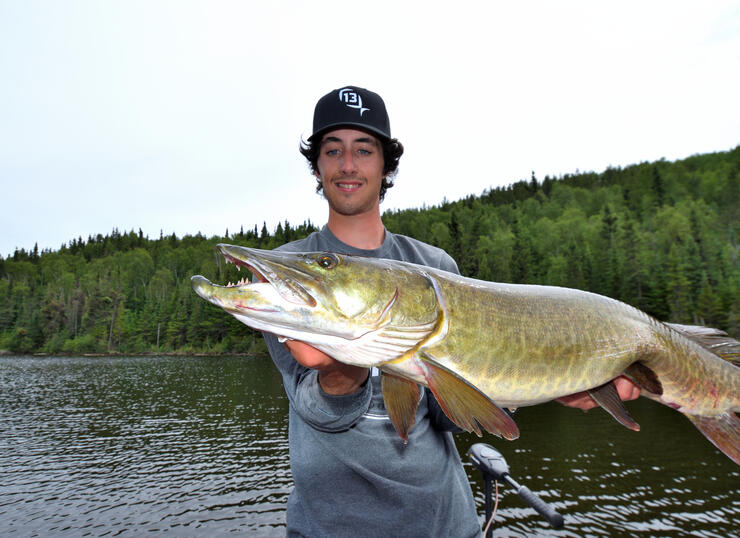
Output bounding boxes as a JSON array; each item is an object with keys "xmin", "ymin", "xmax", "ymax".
[
  {"xmin": 418, "ymin": 355, "xmax": 519, "ymax": 440},
  {"xmin": 625, "ymin": 362, "xmax": 663, "ymax": 395},
  {"xmin": 588, "ymin": 380, "xmax": 641, "ymax": 431},
  {"xmin": 380, "ymin": 372, "xmax": 420, "ymax": 443},
  {"xmin": 686, "ymin": 412, "xmax": 740, "ymax": 465}
]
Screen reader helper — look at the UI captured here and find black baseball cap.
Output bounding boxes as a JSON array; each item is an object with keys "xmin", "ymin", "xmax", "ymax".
[{"xmin": 308, "ymin": 86, "xmax": 391, "ymax": 142}]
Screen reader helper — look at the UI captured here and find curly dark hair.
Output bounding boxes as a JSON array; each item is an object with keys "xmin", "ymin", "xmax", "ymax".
[{"xmin": 299, "ymin": 133, "xmax": 404, "ymax": 202}]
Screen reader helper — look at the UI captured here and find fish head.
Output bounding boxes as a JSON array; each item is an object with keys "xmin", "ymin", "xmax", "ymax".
[{"xmin": 191, "ymin": 244, "xmax": 441, "ymax": 365}]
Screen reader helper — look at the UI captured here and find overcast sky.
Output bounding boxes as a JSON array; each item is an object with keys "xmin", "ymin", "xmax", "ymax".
[{"xmin": 1, "ymin": 1, "xmax": 739, "ymax": 258}]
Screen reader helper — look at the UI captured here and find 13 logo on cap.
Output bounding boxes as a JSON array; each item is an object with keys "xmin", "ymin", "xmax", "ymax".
[{"xmin": 338, "ymin": 88, "xmax": 369, "ymax": 116}]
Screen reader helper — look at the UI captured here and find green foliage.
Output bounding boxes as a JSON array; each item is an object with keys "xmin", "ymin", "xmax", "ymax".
[
  {"xmin": 0, "ymin": 222, "xmax": 317, "ymax": 354},
  {"xmin": 2, "ymin": 147, "xmax": 739, "ymax": 355}
]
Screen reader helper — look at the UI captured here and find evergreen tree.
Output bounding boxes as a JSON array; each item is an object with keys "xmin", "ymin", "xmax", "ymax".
[
  {"xmin": 448, "ymin": 210, "xmax": 464, "ymax": 269},
  {"xmin": 665, "ymin": 243, "xmax": 692, "ymax": 322},
  {"xmin": 652, "ymin": 165, "xmax": 665, "ymax": 207},
  {"xmin": 510, "ymin": 213, "xmax": 533, "ymax": 283},
  {"xmin": 597, "ymin": 205, "xmax": 620, "ymax": 297}
]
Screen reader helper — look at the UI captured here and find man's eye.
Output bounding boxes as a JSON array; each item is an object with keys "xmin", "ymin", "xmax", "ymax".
[
  {"xmin": 326, "ymin": 149, "xmax": 339, "ymax": 156},
  {"xmin": 358, "ymin": 149, "xmax": 371, "ymax": 155}
]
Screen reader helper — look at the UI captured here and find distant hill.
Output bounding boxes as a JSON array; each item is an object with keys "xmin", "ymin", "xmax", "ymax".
[{"xmin": 1, "ymin": 147, "xmax": 738, "ymax": 354}]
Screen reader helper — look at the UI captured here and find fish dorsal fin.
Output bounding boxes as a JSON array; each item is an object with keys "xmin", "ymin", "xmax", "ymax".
[
  {"xmin": 588, "ymin": 380, "xmax": 641, "ymax": 431},
  {"xmin": 625, "ymin": 362, "xmax": 663, "ymax": 395},
  {"xmin": 380, "ymin": 372, "xmax": 420, "ymax": 443},
  {"xmin": 665, "ymin": 323, "xmax": 740, "ymax": 364},
  {"xmin": 417, "ymin": 353, "xmax": 519, "ymax": 440}
]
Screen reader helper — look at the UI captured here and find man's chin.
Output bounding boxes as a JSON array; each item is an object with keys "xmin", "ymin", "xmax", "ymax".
[{"xmin": 327, "ymin": 199, "xmax": 380, "ymax": 218}]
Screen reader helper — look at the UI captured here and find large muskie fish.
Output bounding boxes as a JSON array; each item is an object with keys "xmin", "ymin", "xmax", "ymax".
[{"xmin": 192, "ymin": 244, "xmax": 740, "ymax": 464}]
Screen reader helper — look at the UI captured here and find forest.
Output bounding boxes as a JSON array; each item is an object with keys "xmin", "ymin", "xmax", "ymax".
[{"xmin": 1, "ymin": 146, "xmax": 739, "ymax": 355}]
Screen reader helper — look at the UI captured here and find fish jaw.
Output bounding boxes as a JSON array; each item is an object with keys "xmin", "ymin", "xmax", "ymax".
[
  {"xmin": 191, "ymin": 245, "xmax": 441, "ymax": 368},
  {"xmin": 191, "ymin": 274, "xmax": 322, "ymax": 339},
  {"xmin": 216, "ymin": 244, "xmax": 396, "ymax": 328},
  {"xmin": 218, "ymin": 245, "xmax": 317, "ymax": 308},
  {"xmin": 192, "ymin": 274, "xmax": 386, "ymax": 356}
]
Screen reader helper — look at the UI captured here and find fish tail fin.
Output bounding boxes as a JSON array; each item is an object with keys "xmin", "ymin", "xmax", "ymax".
[{"xmin": 685, "ymin": 412, "xmax": 740, "ymax": 465}]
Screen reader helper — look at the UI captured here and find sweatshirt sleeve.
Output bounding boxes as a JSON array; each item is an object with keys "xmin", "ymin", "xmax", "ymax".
[{"xmin": 264, "ymin": 333, "xmax": 372, "ymax": 432}]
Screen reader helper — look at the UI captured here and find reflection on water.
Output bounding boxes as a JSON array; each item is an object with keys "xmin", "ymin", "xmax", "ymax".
[
  {"xmin": 459, "ymin": 398, "xmax": 739, "ymax": 537},
  {"xmin": 0, "ymin": 355, "xmax": 737, "ymax": 536},
  {"xmin": 0, "ymin": 355, "xmax": 290, "ymax": 536}
]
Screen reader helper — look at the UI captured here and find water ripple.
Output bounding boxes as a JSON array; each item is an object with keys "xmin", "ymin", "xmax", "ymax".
[{"xmin": 1, "ymin": 356, "xmax": 738, "ymax": 536}]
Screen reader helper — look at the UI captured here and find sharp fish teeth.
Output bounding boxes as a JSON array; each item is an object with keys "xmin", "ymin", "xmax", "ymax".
[{"xmin": 225, "ymin": 277, "xmax": 250, "ymax": 288}]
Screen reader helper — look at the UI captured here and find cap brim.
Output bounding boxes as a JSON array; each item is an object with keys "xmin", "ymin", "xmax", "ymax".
[{"xmin": 308, "ymin": 122, "xmax": 390, "ymax": 142}]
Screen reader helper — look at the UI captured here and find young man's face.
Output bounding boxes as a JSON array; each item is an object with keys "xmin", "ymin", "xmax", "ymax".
[{"xmin": 315, "ymin": 128, "xmax": 386, "ymax": 218}]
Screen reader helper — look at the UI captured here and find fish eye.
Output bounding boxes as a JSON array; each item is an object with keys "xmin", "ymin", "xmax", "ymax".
[{"xmin": 316, "ymin": 254, "xmax": 338, "ymax": 269}]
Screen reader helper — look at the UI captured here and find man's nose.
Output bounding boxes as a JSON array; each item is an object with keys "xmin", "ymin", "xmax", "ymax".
[{"xmin": 340, "ymin": 152, "xmax": 357, "ymax": 174}]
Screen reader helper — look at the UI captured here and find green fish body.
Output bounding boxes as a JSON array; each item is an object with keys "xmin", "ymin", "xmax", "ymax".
[{"xmin": 192, "ymin": 244, "xmax": 740, "ymax": 464}]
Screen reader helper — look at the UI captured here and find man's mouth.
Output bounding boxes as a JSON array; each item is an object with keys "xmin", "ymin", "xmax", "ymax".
[{"xmin": 334, "ymin": 178, "xmax": 363, "ymax": 191}]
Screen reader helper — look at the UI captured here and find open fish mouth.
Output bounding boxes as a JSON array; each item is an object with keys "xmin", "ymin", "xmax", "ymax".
[{"xmin": 217, "ymin": 244, "xmax": 317, "ymax": 307}]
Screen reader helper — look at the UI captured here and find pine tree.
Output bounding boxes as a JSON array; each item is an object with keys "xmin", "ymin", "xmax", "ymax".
[
  {"xmin": 448, "ymin": 210, "xmax": 464, "ymax": 269},
  {"xmin": 597, "ymin": 205, "xmax": 619, "ymax": 297},
  {"xmin": 665, "ymin": 243, "xmax": 692, "ymax": 322},
  {"xmin": 652, "ymin": 166, "xmax": 665, "ymax": 207},
  {"xmin": 510, "ymin": 213, "xmax": 533, "ymax": 283}
]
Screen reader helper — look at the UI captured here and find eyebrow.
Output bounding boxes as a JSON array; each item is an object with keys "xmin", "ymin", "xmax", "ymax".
[{"xmin": 320, "ymin": 135, "xmax": 379, "ymax": 147}]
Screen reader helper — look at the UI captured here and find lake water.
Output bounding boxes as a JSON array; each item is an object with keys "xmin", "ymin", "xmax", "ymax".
[{"xmin": 0, "ymin": 355, "xmax": 737, "ymax": 537}]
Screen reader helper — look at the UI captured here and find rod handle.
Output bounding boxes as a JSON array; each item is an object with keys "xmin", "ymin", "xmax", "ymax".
[{"xmin": 517, "ymin": 485, "xmax": 564, "ymax": 529}]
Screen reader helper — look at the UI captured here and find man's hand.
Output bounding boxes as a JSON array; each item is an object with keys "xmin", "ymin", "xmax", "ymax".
[
  {"xmin": 556, "ymin": 376, "xmax": 641, "ymax": 410},
  {"xmin": 284, "ymin": 340, "xmax": 369, "ymax": 395}
]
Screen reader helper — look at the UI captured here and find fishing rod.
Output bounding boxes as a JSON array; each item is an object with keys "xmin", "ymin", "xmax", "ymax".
[{"xmin": 467, "ymin": 443, "xmax": 564, "ymax": 536}]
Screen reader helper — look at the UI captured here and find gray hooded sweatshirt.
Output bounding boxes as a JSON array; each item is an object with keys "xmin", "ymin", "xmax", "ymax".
[{"xmin": 264, "ymin": 226, "xmax": 481, "ymax": 538}]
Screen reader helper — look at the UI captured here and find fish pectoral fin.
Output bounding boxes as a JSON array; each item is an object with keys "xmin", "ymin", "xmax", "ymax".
[
  {"xmin": 418, "ymin": 355, "xmax": 519, "ymax": 440},
  {"xmin": 685, "ymin": 412, "xmax": 740, "ymax": 465},
  {"xmin": 625, "ymin": 362, "xmax": 663, "ymax": 395},
  {"xmin": 588, "ymin": 380, "xmax": 641, "ymax": 431},
  {"xmin": 380, "ymin": 372, "xmax": 420, "ymax": 443}
]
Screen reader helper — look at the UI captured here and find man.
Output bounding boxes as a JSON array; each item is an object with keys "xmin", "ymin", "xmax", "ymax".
[{"xmin": 264, "ymin": 85, "xmax": 640, "ymax": 537}]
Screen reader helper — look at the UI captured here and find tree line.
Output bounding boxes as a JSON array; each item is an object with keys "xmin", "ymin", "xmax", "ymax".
[{"xmin": 1, "ymin": 146, "xmax": 738, "ymax": 355}]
